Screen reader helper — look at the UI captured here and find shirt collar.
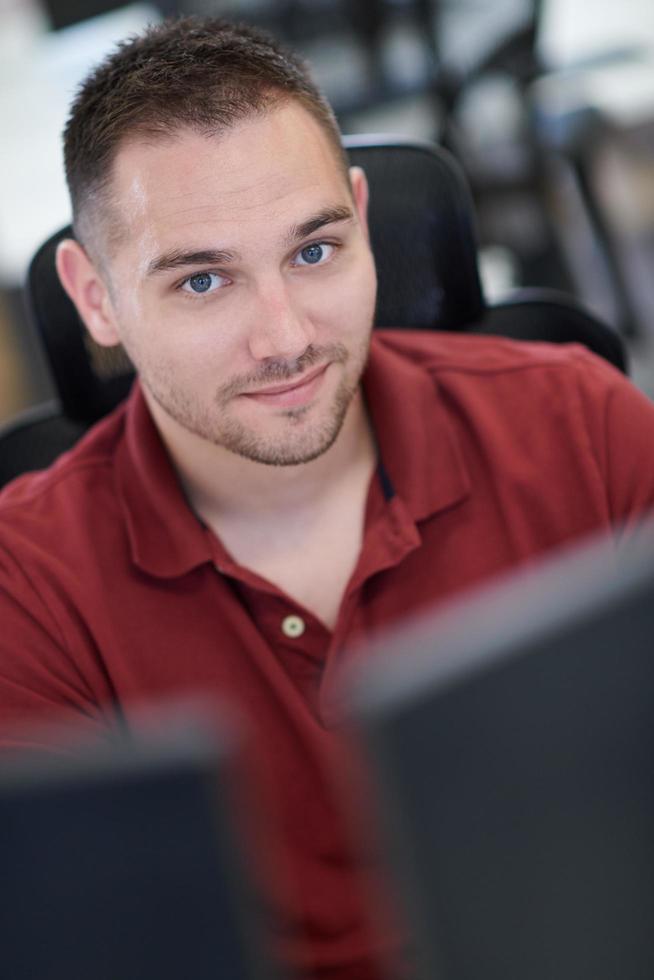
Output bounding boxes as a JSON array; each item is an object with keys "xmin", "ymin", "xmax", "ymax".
[
  {"xmin": 116, "ymin": 383, "xmax": 214, "ymax": 578},
  {"xmin": 363, "ymin": 332, "xmax": 470, "ymax": 522},
  {"xmin": 117, "ymin": 332, "xmax": 470, "ymax": 578}
]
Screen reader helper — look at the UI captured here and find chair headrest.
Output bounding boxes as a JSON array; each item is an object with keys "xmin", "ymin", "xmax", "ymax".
[
  {"xmin": 26, "ymin": 138, "xmax": 486, "ymax": 424},
  {"xmin": 344, "ymin": 137, "xmax": 485, "ymax": 330}
]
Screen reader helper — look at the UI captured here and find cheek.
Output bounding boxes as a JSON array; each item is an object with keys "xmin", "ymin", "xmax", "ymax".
[
  {"xmin": 335, "ymin": 261, "xmax": 377, "ymax": 339},
  {"xmin": 341, "ymin": 250, "xmax": 376, "ymax": 307},
  {"xmin": 117, "ymin": 287, "xmax": 240, "ymax": 365},
  {"xmin": 306, "ymin": 253, "xmax": 377, "ymax": 327}
]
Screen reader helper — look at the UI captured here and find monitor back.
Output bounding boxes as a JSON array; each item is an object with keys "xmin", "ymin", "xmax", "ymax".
[
  {"xmin": 352, "ymin": 524, "xmax": 654, "ymax": 980},
  {"xmin": 0, "ymin": 717, "xmax": 274, "ymax": 980}
]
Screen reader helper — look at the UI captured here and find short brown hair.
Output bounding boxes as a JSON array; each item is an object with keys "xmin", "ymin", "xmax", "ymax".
[{"xmin": 63, "ymin": 16, "xmax": 348, "ymax": 256}]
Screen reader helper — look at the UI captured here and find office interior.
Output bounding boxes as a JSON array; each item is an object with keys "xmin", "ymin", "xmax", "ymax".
[{"xmin": 1, "ymin": 2, "xmax": 654, "ymax": 977}]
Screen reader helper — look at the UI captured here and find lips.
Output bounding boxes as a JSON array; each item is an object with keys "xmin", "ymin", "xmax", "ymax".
[
  {"xmin": 246, "ymin": 363, "xmax": 327, "ymax": 396},
  {"xmin": 241, "ymin": 363, "xmax": 329, "ymax": 408}
]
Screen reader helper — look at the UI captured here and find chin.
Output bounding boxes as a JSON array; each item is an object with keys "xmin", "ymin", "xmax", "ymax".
[
  {"xmin": 215, "ymin": 387, "xmax": 356, "ymax": 466},
  {"xmin": 218, "ymin": 415, "xmax": 345, "ymax": 466}
]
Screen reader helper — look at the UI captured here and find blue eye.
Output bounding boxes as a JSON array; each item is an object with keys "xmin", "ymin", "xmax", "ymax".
[
  {"xmin": 301, "ymin": 244, "xmax": 324, "ymax": 264},
  {"xmin": 188, "ymin": 273, "xmax": 213, "ymax": 293},
  {"xmin": 180, "ymin": 271, "xmax": 227, "ymax": 296},
  {"xmin": 295, "ymin": 242, "xmax": 334, "ymax": 267}
]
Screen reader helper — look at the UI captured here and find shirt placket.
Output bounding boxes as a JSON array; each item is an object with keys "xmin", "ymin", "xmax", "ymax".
[{"xmin": 206, "ymin": 525, "xmax": 332, "ymax": 713}]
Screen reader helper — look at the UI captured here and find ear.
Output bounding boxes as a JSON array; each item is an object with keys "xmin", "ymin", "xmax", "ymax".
[
  {"xmin": 55, "ymin": 238, "xmax": 122, "ymax": 347},
  {"xmin": 349, "ymin": 166, "xmax": 371, "ymax": 244}
]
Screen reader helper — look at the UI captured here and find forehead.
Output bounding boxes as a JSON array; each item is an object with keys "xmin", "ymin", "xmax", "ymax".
[{"xmin": 107, "ymin": 102, "xmax": 350, "ymax": 255}]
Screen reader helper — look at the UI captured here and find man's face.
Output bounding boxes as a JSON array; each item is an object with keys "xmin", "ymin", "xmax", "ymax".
[{"xmin": 94, "ymin": 102, "xmax": 377, "ymax": 466}]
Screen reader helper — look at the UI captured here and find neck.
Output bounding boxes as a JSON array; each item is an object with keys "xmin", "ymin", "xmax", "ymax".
[{"xmin": 144, "ymin": 387, "xmax": 376, "ymax": 523}]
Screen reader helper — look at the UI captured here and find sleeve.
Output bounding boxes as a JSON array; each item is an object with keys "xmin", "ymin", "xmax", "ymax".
[
  {"xmin": 0, "ymin": 543, "xmax": 115, "ymax": 756},
  {"xmin": 575, "ymin": 350, "xmax": 654, "ymax": 532}
]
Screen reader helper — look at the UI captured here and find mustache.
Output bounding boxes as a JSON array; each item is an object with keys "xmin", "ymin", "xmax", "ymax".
[{"xmin": 217, "ymin": 343, "xmax": 348, "ymax": 400}]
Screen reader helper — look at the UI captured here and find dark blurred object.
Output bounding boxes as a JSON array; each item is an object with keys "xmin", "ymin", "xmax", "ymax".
[
  {"xmin": 0, "ymin": 706, "xmax": 274, "ymax": 980},
  {"xmin": 430, "ymin": 0, "xmax": 582, "ymax": 298},
  {"xmin": 431, "ymin": 0, "xmax": 649, "ymax": 338},
  {"xmin": 529, "ymin": 60, "xmax": 651, "ymax": 339},
  {"xmin": 349, "ymin": 519, "xmax": 654, "ymax": 980},
  {"xmin": 0, "ymin": 287, "xmax": 54, "ymax": 416},
  {"xmin": 0, "ymin": 137, "xmax": 625, "ymax": 485},
  {"xmin": 171, "ymin": 0, "xmax": 439, "ymax": 118},
  {"xmin": 41, "ymin": 0, "xmax": 131, "ymax": 30}
]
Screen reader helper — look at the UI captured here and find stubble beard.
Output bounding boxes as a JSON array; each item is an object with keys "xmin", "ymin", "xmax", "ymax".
[{"xmin": 144, "ymin": 336, "xmax": 372, "ymax": 466}]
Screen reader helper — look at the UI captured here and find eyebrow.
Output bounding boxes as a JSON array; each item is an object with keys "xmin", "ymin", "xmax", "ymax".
[
  {"xmin": 284, "ymin": 205, "xmax": 355, "ymax": 245},
  {"xmin": 145, "ymin": 205, "xmax": 355, "ymax": 278},
  {"xmin": 146, "ymin": 247, "xmax": 238, "ymax": 277}
]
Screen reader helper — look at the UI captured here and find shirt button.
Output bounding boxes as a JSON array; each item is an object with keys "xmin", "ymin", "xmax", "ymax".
[{"xmin": 281, "ymin": 614, "xmax": 306, "ymax": 638}]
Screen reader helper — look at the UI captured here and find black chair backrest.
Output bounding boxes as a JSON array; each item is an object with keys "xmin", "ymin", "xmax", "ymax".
[
  {"xmin": 1, "ymin": 136, "xmax": 626, "ymax": 484},
  {"xmin": 27, "ymin": 228, "xmax": 134, "ymax": 426},
  {"xmin": 345, "ymin": 136, "xmax": 486, "ymax": 331}
]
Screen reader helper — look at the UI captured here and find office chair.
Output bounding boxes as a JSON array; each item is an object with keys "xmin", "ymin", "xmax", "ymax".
[{"xmin": 0, "ymin": 137, "xmax": 626, "ymax": 486}]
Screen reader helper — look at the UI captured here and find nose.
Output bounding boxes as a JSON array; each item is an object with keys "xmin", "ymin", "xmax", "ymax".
[{"xmin": 247, "ymin": 279, "xmax": 316, "ymax": 362}]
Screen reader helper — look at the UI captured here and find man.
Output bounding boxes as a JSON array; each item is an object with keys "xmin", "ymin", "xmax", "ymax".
[{"xmin": 2, "ymin": 16, "xmax": 654, "ymax": 980}]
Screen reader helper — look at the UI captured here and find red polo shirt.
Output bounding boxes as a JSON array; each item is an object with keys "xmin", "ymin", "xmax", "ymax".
[{"xmin": 1, "ymin": 330, "xmax": 654, "ymax": 979}]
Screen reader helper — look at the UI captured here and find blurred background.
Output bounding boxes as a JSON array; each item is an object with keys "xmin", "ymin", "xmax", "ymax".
[{"xmin": 1, "ymin": 0, "xmax": 653, "ymax": 424}]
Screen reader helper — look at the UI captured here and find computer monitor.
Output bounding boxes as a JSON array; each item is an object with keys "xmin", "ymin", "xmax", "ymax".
[
  {"xmin": 0, "ymin": 710, "xmax": 276, "ymax": 980},
  {"xmin": 349, "ymin": 521, "xmax": 654, "ymax": 980}
]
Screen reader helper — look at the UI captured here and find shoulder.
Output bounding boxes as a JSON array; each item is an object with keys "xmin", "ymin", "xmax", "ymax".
[
  {"xmin": 376, "ymin": 323, "xmax": 654, "ymax": 426},
  {"xmin": 0, "ymin": 401, "xmax": 128, "ymax": 549},
  {"xmin": 374, "ymin": 329, "xmax": 654, "ymax": 526},
  {"xmin": 373, "ymin": 327, "xmax": 620, "ymax": 382},
  {"xmin": 372, "ymin": 328, "xmax": 647, "ymax": 423}
]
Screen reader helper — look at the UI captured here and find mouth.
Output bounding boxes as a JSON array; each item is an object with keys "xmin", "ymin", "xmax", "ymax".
[{"xmin": 240, "ymin": 363, "xmax": 330, "ymax": 408}]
